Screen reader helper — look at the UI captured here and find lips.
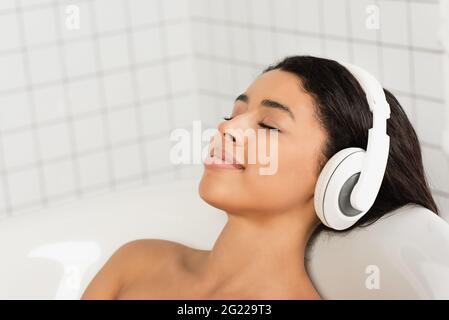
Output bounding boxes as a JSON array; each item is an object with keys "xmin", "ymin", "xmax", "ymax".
[{"xmin": 206, "ymin": 146, "xmax": 245, "ymax": 170}]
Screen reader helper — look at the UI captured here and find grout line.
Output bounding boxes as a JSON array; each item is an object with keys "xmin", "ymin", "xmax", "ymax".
[
  {"xmin": 0, "ymin": 0, "xmax": 435, "ymax": 17},
  {"xmin": 205, "ymin": 0, "xmax": 221, "ymax": 123},
  {"xmin": 193, "ymin": 53, "xmax": 446, "ymax": 103},
  {"xmin": 290, "ymin": 0, "xmax": 301, "ymax": 55},
  {"xmin": 0, "ymin": 0, "xmax": 93, "ymax": 17},
  {"xmin": 15, "ymin": 0, "xmax": 47, "ymax": 209},
  {"xmin": 0, "ymin": 125, "xmax": 12, "ymax": 216},
  {"xmin": 3, "ymin": 164, "xmax": 177, "ymax": 217},
  {"xmin": 0, "ymin": 0, "xmax": 18, "ymax": 217},
  {"xmin": 345, "ymin": 0, "xmax": 355, "ymax": 63},
  {"xmin": 246, "ymin": 0, "xmax": 256, "ymax": 69},
  {"xmin": 268, "ymin": 0, "xmax": 279, "ymax": 60},
  {"xmin": 186, "ymin": 0, "xmax": 202, "ymax": 131},
  {"xmin": 198, "ymin": 86, "xmax": 446, "ymax": 109},
  {"xmin": 317, "ymin": 0, "xmax": 327, "ymax": 57},
  {"xmin": 190, "ymin": 16, "xmax": 445, "ymax": 55},
  {"xmin": 421, "ymin": 141, "xmax": 445, "ymax": 150},
  {"xmin": 0, "ymin": 129, "xmax": 174, "ymax": 176},
  {"xmin": 375, "ymin": 0, "xmax": 384, "ymax": 84},
  {"xmin": 224, "ymin": 0, "xmax": 237, "ymax": 95},
  {"xmin": 0, "ymin": 91, "xmax": 191, "ymax": 136},
  {"xmin": 0, "ymin": 16, "xmax": 190, "ymax": 57},
  {"xmin": 156, "ymin": 0, "xmax": 179, "ymax": 180},
  {"xmin": 432, "ymin": 189, "xmax": 449, "ymax": 198},
  {"xmin": 0, "ymin": 53, "xmax": 189, "ymax": 100},
  {"xmin": 123, "ymin": 0, "xmax": 148, "ymax": 186},
  {"xmin": 391, "ymin": 90, "xmax": 445, "ymax": 104},
  {"xmin": 88, "ymin": 0, "xmax": 115, "ymax": 191},
  {"xmin": 53, "ymin": 0, "xmax": 83, "ymax": 199},
  {"xmin": 406, "ymin": 0, "xmax": 418, "ymax": 122}
]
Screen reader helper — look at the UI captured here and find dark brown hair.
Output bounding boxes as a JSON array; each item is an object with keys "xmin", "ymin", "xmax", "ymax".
[{"xmin": 263, "ymin": 55, "xmax": 439, "ymax": 233}]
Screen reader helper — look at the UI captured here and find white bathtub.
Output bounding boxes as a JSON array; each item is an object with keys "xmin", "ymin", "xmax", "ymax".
[{"xmin": 1, "ymin": 178, "xmax": 449, "ymax": 299}]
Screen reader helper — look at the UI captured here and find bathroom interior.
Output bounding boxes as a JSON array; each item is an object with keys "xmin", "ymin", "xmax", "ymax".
[{"xmin": 0, "ymin": 0, "xmax": 449, "ymax": 300}]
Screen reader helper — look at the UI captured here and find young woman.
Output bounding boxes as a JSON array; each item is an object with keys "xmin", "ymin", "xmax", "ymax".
[{"xmin": 81, "ymin": 55, "xmax": 439, "ymax": 300}]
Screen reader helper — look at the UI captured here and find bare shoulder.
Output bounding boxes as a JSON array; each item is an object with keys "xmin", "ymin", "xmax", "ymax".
[
  {"xmin": 108, "ymin": 239, "xmax": 187, "ymax": 270},
  {"xmin": 118, "ymin": 238, "xmax": 187, "ymax": 260},
  {"xmin": 81, "ymin": 239, "xmax": 188, "ymax": 300}
]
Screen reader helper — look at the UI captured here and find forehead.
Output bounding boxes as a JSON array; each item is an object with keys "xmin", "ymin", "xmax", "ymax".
[{"xmin": 243, "ymin": 69, "xmax": 316, "ymax": 117}]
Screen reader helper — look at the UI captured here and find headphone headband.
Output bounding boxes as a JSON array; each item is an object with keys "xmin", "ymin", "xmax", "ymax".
[{"xmin": 340, "ymin": 62, "xmax": 391, "ymax": 212}]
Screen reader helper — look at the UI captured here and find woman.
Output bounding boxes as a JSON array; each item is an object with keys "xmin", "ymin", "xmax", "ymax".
[{"xmin": 81, "ymin": 55, "xmax": 439, "ymax": 300}]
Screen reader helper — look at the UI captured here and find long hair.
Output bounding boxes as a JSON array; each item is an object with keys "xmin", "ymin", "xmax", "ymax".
[{"xmin": 263, "ymin": 55, "xmax": 439, "ymax": 233}]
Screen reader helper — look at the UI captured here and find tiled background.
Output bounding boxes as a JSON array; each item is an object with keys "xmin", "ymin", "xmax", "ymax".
[
  {"xmin": 0, "ymin": 0, "xmax": 198, "ymax": 218},
  {"xmin": 0, "ymin": 0, "xmax": 448, "ymax": 220},
  {"xmin": 191, "ymin": 0, "xmax": 449, "ymax": 221}
]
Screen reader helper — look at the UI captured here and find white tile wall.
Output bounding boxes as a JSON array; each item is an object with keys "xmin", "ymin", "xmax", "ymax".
[
  {"xmin": 0, "ymin": 0, "xmax": 197, "ymax": 218},
  {"xmin": 381, "ymin": 46, "xmax": 411, "ymax": 93},
  {"xmin": 42, "ymin": 158, "xmax": 76, "ymax": 197},
  {"xmin": 93, "ymin": 0, "xmax": 127, "ymax": 33},
  {"xmin": 190, "ymin": 0, "xmax": 449, "ymax": 218},
  {"xmin": 66, "ymin": 78, "xmax": 101, "ymax": 115},
  {"xmin": 0, "ymin": 14, "xmax": 21, "ymax": 51},
  {"xmin": 0, "ymin": 93, "xmax": 31, "ymax": 131},
  {"xmin": 0, "ymin": 53, "xmax": 26, "ymax": 91},
  {"xmin": 0, "ymin": 0, "xmax": 448, "ymax": 221},
  {"xmin": 413, "ymin": 51, "xmax": 444, "ymax": 99},
  {"xmin": 2, "ymin": 130, "xmax": 36, "ymax": 169},
  {"xmin": 72, "ymin": 114, "xmax": 106, "ymax": 152},
  {"xmin": 415, "ymin": 98, "xmax": 446, "ymax": 147},
  {"xmin": 64, "ymin": 40, "xmax": 97, "ymax": 77},
  {"xmin": 132, "ymin": 28, "xmax": 163, "ymax": 63},
  {"xmin": 33, "ymin": 85, "xmax": 68, "ymax": 123},
  {"xmin": 77, "ymin": 150, "xmax": 109, "ymax": 189},
  {"xmin": 99, "ymin": 34, "xmax": 130, "ymax": 70},
  {"xmin": 23, "ymin": 6, "xmax": 57, "ymax": 46},
  {"xmin": 410, "ymin": 1, "xmax": 443, "ymax": 50},
  {"xmin": 422, "ymin": 146, "xmax": 449, "ymax": 194},
  {"xmin": 8, "ymin": 167, "xmax": 41, "ymax": 209}
]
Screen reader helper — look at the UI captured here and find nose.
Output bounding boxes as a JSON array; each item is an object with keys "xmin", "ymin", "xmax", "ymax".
[
  {"xmin": 213, "ymin": 117, "xmax": 247, "ymax": 164},
  {"xmin": 218, "ymin": 118, "xmax": 242, "ymax": 147},
  {"xmin": 224, "ymin": 132, "xmax": 236, "ymax": 143}
]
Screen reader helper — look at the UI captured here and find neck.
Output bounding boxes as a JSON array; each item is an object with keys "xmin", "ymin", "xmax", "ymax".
[{"xmin": 196, "ymin": 203, "xmax": 320, "ymax": 298}]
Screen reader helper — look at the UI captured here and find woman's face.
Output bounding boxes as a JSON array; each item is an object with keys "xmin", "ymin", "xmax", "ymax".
[{"xmin": 199, "ymin": 69, "xmax": 328, "ymax": 217}]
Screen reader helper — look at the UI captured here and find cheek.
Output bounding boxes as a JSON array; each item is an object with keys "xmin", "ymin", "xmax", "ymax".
[
  {"xmin": 197, "ymin": 137, "xmax": 321, "ymax": 213},
  {"xmin": 281, "ymin": 147, "xmax": 318, "ymax": 188},
  {"xmin": 248, "ymin": 148, "xmax": 317, "ymax": 209},
  {"xmin": 212, "ymin": 145, "xmax": 316, "ymax": 213}
]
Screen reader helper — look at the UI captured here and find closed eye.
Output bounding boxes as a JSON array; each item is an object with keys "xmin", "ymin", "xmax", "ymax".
[
  {"xmin": 223, "ymin": 116, "xmax": 280, "ymax": 132},
  {"xmin": 258, "ymin": 121, "xmax": 280, "ymax": 132}
]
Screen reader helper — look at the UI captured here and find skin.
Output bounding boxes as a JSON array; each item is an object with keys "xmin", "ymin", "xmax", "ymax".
[{"xmin": 81, "ymin": 69, "xmax": 328, "ymax": 300}]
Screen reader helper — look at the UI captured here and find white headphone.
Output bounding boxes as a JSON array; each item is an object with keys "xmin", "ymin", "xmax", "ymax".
[{"xmin": 314, "ymin": 62, "xmax": 391, "ymax": 230}]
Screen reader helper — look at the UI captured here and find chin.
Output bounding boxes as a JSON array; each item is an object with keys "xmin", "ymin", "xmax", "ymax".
[
  {"xmin": 198, "ymin": 170, "xmax": 245, "ymax": 212},
  {"xmin": 198, "ymin": 172, "xmax": 226, "ymax": 209}
]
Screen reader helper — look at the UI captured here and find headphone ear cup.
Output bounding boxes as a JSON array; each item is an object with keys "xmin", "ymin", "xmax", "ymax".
[{"xmin": 314, "ymin": 147, "xmax": 368, "ymax": 230}]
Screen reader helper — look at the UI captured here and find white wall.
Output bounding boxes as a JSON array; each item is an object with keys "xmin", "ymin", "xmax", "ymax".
[
  {"xmin": 0, "ymin": 0, "xmax": 198, "ymax": 219},
  {"xmin": 190, "ymin": 0, "xmax": 449, "ymax": 219},
  {"xmin": 0, "ymin": 0, "xmax": 448, "ymax": 220}
]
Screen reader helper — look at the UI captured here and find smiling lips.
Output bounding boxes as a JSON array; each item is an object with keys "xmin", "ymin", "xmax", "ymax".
[{"xmin": 204, "ymin": 146, "xmax": 245, "ymax": 170}]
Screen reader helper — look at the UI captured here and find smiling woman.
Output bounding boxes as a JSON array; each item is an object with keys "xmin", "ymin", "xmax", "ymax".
[{"xmin": 81, "ymin": 55, "xmax": 439, "ymax": 300}]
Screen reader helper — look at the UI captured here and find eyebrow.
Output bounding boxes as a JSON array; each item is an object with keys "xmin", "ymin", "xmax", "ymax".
[{"xmin": 234, "ymin": 93, "xmax": 295, "ymax": 120}]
